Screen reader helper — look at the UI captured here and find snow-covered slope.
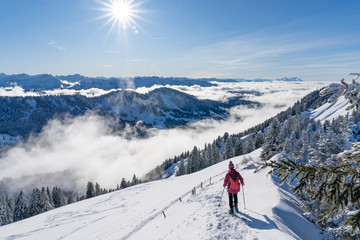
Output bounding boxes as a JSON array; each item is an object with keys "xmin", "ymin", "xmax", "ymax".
[
  {"xmin": 310, "ymin": 96, "xmax": 350, "ymax": 122},
  {"xmin": 0, "ymin": 149, "xmax": 328, "ymax": 240}
]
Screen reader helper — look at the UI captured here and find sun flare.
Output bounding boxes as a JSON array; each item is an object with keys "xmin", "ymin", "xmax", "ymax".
[
  {"xmin": 96, "ymin": 0, "xmax": 143, "ymax": 38},
  {"xmin": 112, "ymin": 2, "xmax": 131, "ymax": 20}
]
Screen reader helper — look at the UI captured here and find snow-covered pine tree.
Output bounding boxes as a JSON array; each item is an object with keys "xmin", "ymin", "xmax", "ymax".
[
  {"xmin": 52, "ymin": 187, "xmax": 66, "ymax": 208},
  {"xmin": 131, "ymin": 175, "xmax": 139, "ymax": 186},
  {"xmin": 187, "ymin": 146, "xmax": 200, "ymax": 173},
  {"xmin": 266, "ymin": 142, "xmax": 359, "ymax": 236},
  {"xmin": 6, "ymin": 197, "xmax": 14, "ymax": 223},
  {"xmin": 176, "ymin": 159, "xmax": 186, "ymax": 176},
  {"xmin": 86, "ymin": 182, "xmax": 95, "ymax": 199},
  {"xmin": 0, "ymin": 197, "xmax": 12, "ymax": 226},
  {"xmin": 14, "ymin": 190, "xmax": 29, "ymax": 222},
  {"xmin": 40, "ymin": 187, "xmax": 54, "ymax": 212},
  {"xmin": 234, "ymin": 138, "xmax": 243, "ymax": 156},
  {"xmin": 120, "ymin": 178, "xmax": 127, "ymax": 189},
  {"xmin": 260, "ymin": 118, "xmax": 281, "ymax": 161},
  {"xmin": 46, "ymin": 187, "xmax": 54, "ymax": 207},
  {"xmin": 283, "ymin": 137, "xmax": 293, "ymax": 154},
  {"xmin": 254, "ymin": 132, "xmax": 265, "ymax": 149},
  {"xmin": 95, "ymin": 183, "xmax": 101, "ymax": 196},
  {"xmin": 28, "ymin": 187, "xmax": 54, "ymax": 216},
  {"xmin": 201, "ymin": 149, "xmax": 209, "ymax": 169},
  {"xmin": 224, "ymin": 136, "xmax": 233, "ymax": 159},
  {"xmin": 29, "ymin": 188, "xmax": 41, "ymax": 216},
  {"xmin": 211, "ymin": 143, "xmax": 221, "ymax": 164},
  {"xmin": 244, "ymin": 135, "xmax": 256, "ymax": 154}
]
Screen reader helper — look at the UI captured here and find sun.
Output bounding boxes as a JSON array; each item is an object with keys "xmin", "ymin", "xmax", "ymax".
[
  {"xmin": 111, "ymin": 1, "xmax": 132, "ymax": 22},
  {"xmin": 96, "ymin": 0, "xmax": 144, "ymax": 39}
]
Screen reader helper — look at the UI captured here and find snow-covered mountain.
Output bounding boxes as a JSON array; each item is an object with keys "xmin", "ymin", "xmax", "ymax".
[
  {"xmin": 0, "ymin": 150, "xmax": 329, "ymax": 240},
  {"xmin": 0, "ymin": 73, "xmax": 303, "ymax": 91},
  {"xmin": 0, "ymin": 87, "xmax": 259, "ymax": 137},
  {"xmin": 0, "ymin": 74, "xmax": 215, "ymax": 90}
]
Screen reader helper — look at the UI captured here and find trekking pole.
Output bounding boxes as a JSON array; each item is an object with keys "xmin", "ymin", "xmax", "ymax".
[
  {"xmin": 242, "ymin": 185, "xmax": 246, "ymax": 209},
  {"xmin": 218, "ymin": 187, "xmax": 225, "ymax": 207}
]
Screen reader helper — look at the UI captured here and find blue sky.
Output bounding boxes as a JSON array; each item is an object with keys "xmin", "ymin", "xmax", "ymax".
[{"xmin": 0, "ymin": 0, "xmax": 359, "ymax": 81}]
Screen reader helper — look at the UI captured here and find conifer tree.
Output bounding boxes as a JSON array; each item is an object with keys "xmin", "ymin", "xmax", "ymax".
[
  {"xmin": 211, "ymin": 143, "xmax": 221, "ymax": 164},
  {"xmin": 52, "ymin": 187, "xmax": 66, "ymax": 208},
  {"xmin": 0, "ymin": 198, "xmax": 12, "ymax": 226},
  {"xmin": 244, "ymin": 137, "xmax": 255, "ymax": 154},
  {"xmin": 120, "ymin": 178, "xmax": 127, "ymax": 189},
  {"xmin": 265, "ymin": 143, "xmax": 360, "ymax": 236},
  {"xmin": 188, "ymin": 146, "xmax": 200, "ymax": 173},
  {"xmin": 131, "ymin": 175, "xmax": 139, "ymax": 186},
  {"xmin": 260, "ymin": 118, "xmax": 281, "ymax": 161},
  {"xmin": 40, "ymin": 187, "xmax": 54, "ymax": 212},
  {"xmin": 224, "ymin": 136, "xmax": 233, "ymax": 159},
  {"xmin": 254, "ymin": 132, "xmax": 265, "ymax": 149},
  {"xmin": 5, "ymin": 197, "xmax": 14, "ymax": 223},
  {"xmin": 234, "ymin": 139, "xmax": 243, "ymax": 156},
  {"xmin": 95, "ymin": 183, "xmax": 101, "ymax": 196},
  {"xmin": 176, "ymin": 159, "xmax": 186, "ymax": 176},
  {"xmin": 46, "ymin": 187, "xmax": 54, "ymax": 207},
  {"xmin": 200, "ymin": 150, "xmax": 208, "ymax": 169},
  {"xmin": 29, "ymin": 188, "xmax": 42, "ymax": 216},
  {"xmin": 86, "ymin": 182, "xmax": 95, "ymax": 199},
  {"xmin": 14, "ymin": 191, "xmax": 29, "ymax": 221}
]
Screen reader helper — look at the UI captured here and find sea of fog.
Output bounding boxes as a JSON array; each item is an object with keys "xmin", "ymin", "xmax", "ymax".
[{"xmin": 0, "ymin": 81, "xmax": 329, "ymax": 192}]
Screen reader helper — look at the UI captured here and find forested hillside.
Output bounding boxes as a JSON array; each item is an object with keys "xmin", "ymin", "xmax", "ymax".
[
  {"xmin": 147, "ymin": 81, "xmax": 360, "ymax": 238},
  {"xmin": 0, "ymin": 88, "xmax": 259, "ymax": 137}
]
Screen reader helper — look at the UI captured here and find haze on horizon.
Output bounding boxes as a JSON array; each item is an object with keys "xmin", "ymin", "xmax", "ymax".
[{"xmin": 0, "ymin": 0, "xmax": 360, "ymax": 82}]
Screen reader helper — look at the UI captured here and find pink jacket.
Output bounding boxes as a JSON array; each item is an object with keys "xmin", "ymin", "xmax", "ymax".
[{"xmin": 223, "ymin": 169, "xmax": 244, "ymax": 194}]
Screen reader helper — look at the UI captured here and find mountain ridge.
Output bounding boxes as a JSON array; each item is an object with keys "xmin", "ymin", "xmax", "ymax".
[
  {"xmin": 0, "ymin": 73, "xmax": 303, "ymax": 91},
  {"xmin": 0, "ymin": 87, "xmax": 260, "ymax": 137}
]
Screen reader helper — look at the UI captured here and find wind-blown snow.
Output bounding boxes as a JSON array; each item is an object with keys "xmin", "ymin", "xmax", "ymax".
[{"xmin": 0, "ymin": 150, "xmax": 328, "ymax": 240}]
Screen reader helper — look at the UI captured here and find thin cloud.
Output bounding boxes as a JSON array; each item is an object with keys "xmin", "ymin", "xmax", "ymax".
[
  {"xmin": 129, "ymin": 58, "xmax": 147, "ymax": 62},
  {"xmin": 182, "ymin": 29, "xmax": 360, "ymax": 80},
  {"xmin": 47, "ymin": 40, "xmax": 66, "ymax": 51},
  {"xmin": 152, "ymin": 37, "xmax": 164, "ymax": 40},
  {"xmin": 105, "ymin": 50, "xmax": 121, "ymax": 54}
]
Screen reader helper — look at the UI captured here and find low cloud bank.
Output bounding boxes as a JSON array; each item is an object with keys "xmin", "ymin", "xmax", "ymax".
[{"xmin": 0, "ymin": 81, "xmax": 328, "ymax": 193}]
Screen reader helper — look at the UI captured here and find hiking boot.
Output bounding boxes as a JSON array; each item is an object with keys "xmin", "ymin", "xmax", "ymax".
[
  {"xmin": 229, "ymin": 208, "xmax": 234, "ymax": 214},
  {"xmin": 234, "ymin": 205, "xmax": 239, "ymax": 213}
]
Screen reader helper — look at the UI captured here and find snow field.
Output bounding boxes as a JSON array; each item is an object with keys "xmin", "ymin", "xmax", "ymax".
[{"xmin": 0, "ymin": 149, "xmax": 328, "ymax": 240}]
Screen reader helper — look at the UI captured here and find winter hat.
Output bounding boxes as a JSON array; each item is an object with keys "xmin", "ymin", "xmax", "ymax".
[{"xmin": 228, "ymin": 161, "xmax": 234, "ymax": 169}]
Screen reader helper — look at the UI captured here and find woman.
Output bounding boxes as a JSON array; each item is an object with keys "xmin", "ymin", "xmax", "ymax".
[{"xmin": 223, "ymin": 161, "xmax": 244, "ymax": 214}]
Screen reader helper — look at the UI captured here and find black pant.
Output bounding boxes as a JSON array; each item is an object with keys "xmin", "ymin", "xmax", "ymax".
[{"xmin": 228, "ymin": 193, "xmax": 238, "ymax": 209}]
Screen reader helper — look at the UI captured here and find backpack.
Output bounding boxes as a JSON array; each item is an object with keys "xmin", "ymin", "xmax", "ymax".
[{"xmin": 229, "ymin": 173, "xmax": 239, "ymax": 192}]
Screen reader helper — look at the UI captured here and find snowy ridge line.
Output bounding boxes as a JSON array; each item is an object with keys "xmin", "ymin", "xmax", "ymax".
[{"xmin": 123, "ymin": 169, "xmax": 230, "ymax": 239}]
